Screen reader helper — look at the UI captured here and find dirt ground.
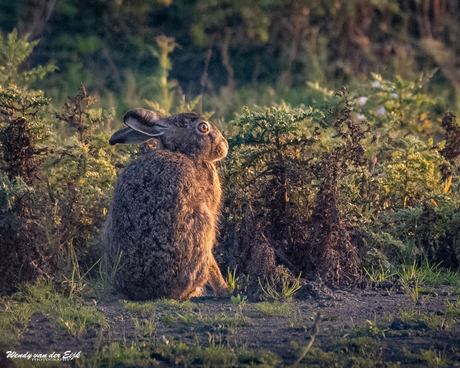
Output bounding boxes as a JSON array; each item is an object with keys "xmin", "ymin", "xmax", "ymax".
[{"xmin": 3, "ymin": 281, "xmax": 460, "ymax": 367}]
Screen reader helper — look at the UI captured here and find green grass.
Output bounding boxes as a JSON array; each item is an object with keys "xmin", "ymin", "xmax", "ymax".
[
  {"xmin": 417, "ymin": 260, "xmax": 460, "ymax": 286},
  {"xmin": 258, "ymin": 272, "xmax": 302, "ymax": 301},
  {"xmin": 363, "ymin": 265, "xmax": 397, "ymax": 282},
  {"xmin": 230, "ymin": 294, "xmax": 247, "ymax": 309},
  {"xmin": 400, "ymin": 308, "xmax": 450, "ymax": 330},
  {"xmin": 161, "ymin": 311, "xmax": 253, "ymax": 330},
  {"xmin": 446, "ymin": 299, "xmax": 460, "ymax": 317},
  {"xmin": 345, "ymin": 316, "xmax": 390, "ymax": 338},
  {"xmin": 363, "ymin": 259, "xmax": 460, "ymax": 288},
  {"xmin": 122, "ymin": 300, "xmax": 156, "ymax": 316},
  {"xmin": 404, "ymin": 348, "xmax": 448, "ymax": 367},
  {"xmin": 419, "ymin": 349, "xmax": 448, "ymax": 367},
  {"xmin": 132, "ymin": 315, "xmax": 156, "ymax": 337},
  {"xmin": 156, "ymin": 298, "xmax": 198, "ymax": 311},
  {"xmin": 0, "ymin": 281, "xmax": 108, "ymax": 340},
  {"xmin": 73, "ymin": 337, "xmax": 281, "ymax": 368},
  {"xmin": 254, "ymin": 301, "xmax": 296, "ymax": 317},
  {"xmin": 226, "ymin": 266, "xmax": 238, "ymax": 294}
]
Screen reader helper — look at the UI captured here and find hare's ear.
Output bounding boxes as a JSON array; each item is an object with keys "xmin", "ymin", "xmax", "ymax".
[
  {"xmin": 123, "ymin": 108, "xmax": 169, "ymax": 136},
  {"xmin": 110, "ymin": 108, "xmax": 170, "ymax": 145},
  {"xmin": 109, "ymin": 127, "xmax": 154, "ymax": 145}
]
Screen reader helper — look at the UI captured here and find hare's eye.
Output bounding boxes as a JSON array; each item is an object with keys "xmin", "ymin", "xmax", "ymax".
[{"xmin": 197, "ymin": 122, "xmax": 209, "ymax": 134}]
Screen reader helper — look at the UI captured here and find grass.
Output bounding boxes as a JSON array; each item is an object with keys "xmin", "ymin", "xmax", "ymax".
[
  {"xmin": 93, "ymin": 249, "xmax": 123, "ymax": 300},
  {"xmin": 156, "ymin": 298, "xmax": 198, "ymax": 311},
  {"xmin": 363, "ymin": 259, "xmax": 460, "ymax": 288},
  {"xmin": 73, "ymin": 339, "xmax": 158, "ymax": 368},
  {"xmin": 419, "ymin": 349, "xmax": 448, "ymax": 367},
  {"xmin": 417, "ymin": 259, "xmax": 460, "ymax": 286},
  {"xmin": 226, "ymin": 266, "xmax": 238, "ymax": 294},
  {"xmin": 400, "ymin": 308, "xmax": 450, "ymax": 330},
  {"xmin": 254, "ymin": 301, "xmax": 296, "ymax": 317},
  {"xmin": 132, "ymin": 315, "xmax": 156, "ymax": 337},
  {"xmin": 0, "ymin": 281, "xmax": 108, "ymax": 341},
  {"xmin": 62, "ymin": 240, "xmax": 101, "ymax": 299},
  {"xmin": 363, "ymin": 265, "xmax": 397, "ymax": 282},
  {"xmin": 344, "ymin": 316, "xmax": 391, "ymax": 338},
  {"xmin": 258, "ymin": 271, "xmax": 302, "ymax": 301},
  {"xmin": 73, "ymin": 336, "xmax": 281, "ymax": 368},
  {"xmin": 404, "ymin": 348, "xmax": 448, "ymax": 367},
  {"xmin": 2, "ymin": 268, "xmax": 460, "ymax": 367},
  {"xmin": 230, "ymin": 294, "xmax": 247, "ymax": 309},
  {"xmin": 122, "ymin": 300, "xmax": 156, "ymax": 316},
  {"xmin": 161, "ymin": 311, "xmax": 253, "ymax": 331},
  {"xmin": 292, "ymin": 312, "xmax": 321, "ymax": 367},
  {"xmin": 24, "ymin": 281, "xmax": 108, "ymax": 337},
  {"xmin": 446, "ymin": 299, "xmax": 460, "ymax": 317}
]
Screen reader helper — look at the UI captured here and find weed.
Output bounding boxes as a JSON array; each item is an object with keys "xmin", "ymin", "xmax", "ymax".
[
  {"xmin": 230, "ymin": 294, "xmax": 247, "ymax": 309},
  {"xmin": 160, "ymin": 313, "xmax": 176, "ymax": 326},
  {"xmin": 398, "ymin": 264, "xmax": 433, "ymax": 302},
  {"xmin": 254, "ymin": 301, "xmax": 295, "ymax": 317},
  {"xmin": 419, "ymin": 349, "xmax": 448, "ymax": 367},
  {"xmin": 289, "ymin": 309, "xmax": 310, "ymax": 330},
  {"xmin": 258, "ymin": 272, "xmax": 302, "ymax": 301},
  {"xmin": 176, "ymin": 312, "xmax": 196, "ymax": 324},
  {"xmin": 78, "ymin": 334, "xmax": 281, "ymax": 368},
  {"xmin": 385, "ymin": 285, "xmax": 395, "ymax": 295},
  {"xmin": 404, "ymin": 348, "xmax": 448, "ymax": 367},
  {"xmin": 73, "ymin": 339, "xmax": 156, "ymax": 368},
  {"xmin": 122, "ymin": 300, "xmax": 156, "ymax": 316},
  {"xmin": 95, "ymin": 250, "xmax": 122, "ymax": 300},
  {"xmin": 161, "ymin": 311, "xmax": 252, "ymax": 330},
  {"xmin": 194, "ymin": 335, "xmax": 237, "ymax": 367},
  {"xmin": 132, "ymin": 315, "xmax": 156, "ymax": 337},
  {"xmin": 21, "ymin": 281, "xmax": 107, "ymax": 337},
  {"xmin": 396, "ymin": 259, "xmax": 460, "ymax": 291},
  {"xmin": 418, "ymin": 259, "xmax": 460, "ymax": 286},
  {"xmin": 345, "ymin": 316, "xmax": 390, "ymax": 338},
  {"xmin": 153, "ymin": 335, "xmax": 281, "ymax": 367},
  {"xmin": 293, "ymin": 312, "xmax": 321, "ymax": 367},
  {"xmin": 400, "ymin": 308, "xmax": 449, "ymax": 330},
  {"xmin": 226, "ymin": 266, "xmax": 238, "ymax": 294},
  {"xmin": 62, "ymin": 240, "xmax": 100, "ymax": 299},
  {"xmin": 291, "ymin": 346, "xmax": 336, "ymax": 365},
  {"xmin": 0, "ymin": 297, "xmax": 35, "ymax": 350},
  {"xmin": 53, "ymin": 301, "xmax": 107, "ymax": 337},
  {"xmin": 400, "ymin": 278, "xmax": 432, "ymax": 302},
  {"xmin": 398, "ymin": 262, "xmax": 425, "ymax": 283},
  {"xmin": 334, "ymin": 335, "xmax": 382, "ymax": 359},
  {"xmin": 446, "ymin": 299, "xmax": 460, "ymax": 317},
  {"xmin": 156, "ymin": 298, "xmax": 197, "ymax": 311},
  {"xmin": 1, "ymin": 301, "xmax": 35, "ymax": 328},
  {"xmin": 363, "ymin": 265, "xmax": 396, "ymax": 282},
  {"xmin": 230, "ymin": 294, "xmax": 248, "ymax": 317}
]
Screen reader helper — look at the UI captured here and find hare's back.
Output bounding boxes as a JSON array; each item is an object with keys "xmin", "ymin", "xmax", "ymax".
[{"xmin": 110, "ymin": 150, "xmax": 197, "ymax": 248}]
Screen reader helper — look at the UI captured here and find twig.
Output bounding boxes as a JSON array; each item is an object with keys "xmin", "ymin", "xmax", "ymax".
[{"xmin": 293, "ymin": 312, "xmax": 321, "ymax": 367}]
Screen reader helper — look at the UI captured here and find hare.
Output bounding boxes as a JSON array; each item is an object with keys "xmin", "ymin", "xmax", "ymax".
[{"xmin": 103, "ymin": 108, "xmax": 229, "ymax": 300}]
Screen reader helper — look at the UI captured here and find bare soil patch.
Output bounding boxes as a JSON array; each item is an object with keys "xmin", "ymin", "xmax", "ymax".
[{"xmin": 4, "ymin": 283, "xmax": 460, "ymax": 367}]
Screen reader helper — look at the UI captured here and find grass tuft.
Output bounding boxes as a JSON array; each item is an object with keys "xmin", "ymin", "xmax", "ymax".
[{"xmin": 254, "ymin": 301, "xmax": 295, "ymax": 317}]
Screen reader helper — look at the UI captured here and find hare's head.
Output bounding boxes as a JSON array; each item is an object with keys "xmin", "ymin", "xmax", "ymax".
[{"xmin": 110, "ymin": 109, "xmax": 228, "ymax": 162}]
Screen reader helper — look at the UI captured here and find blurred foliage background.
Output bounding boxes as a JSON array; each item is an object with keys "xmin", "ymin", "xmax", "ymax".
[
  {"xmin": 2, "ymin": 0, "xmax": 460, "ymax": 119},
  {"xmin": 1, "ymin": 0, "xmax": 460, "ymax": 295}
]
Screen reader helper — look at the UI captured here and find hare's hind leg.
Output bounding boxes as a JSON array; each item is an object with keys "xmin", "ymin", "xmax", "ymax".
[{"xmin": 209, "ymin": 256, "xmax": 229, "ymax": 297}]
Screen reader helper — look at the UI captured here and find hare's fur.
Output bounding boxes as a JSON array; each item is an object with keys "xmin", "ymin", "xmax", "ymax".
[{"xmin": 103, "ymin": 109, "xmax": 228, "ymax": 300}]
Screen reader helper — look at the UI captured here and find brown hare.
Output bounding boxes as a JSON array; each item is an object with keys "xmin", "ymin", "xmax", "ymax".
[{"xmin": 103, "ymin": 108, "xmax": 229, "ymax": 300}]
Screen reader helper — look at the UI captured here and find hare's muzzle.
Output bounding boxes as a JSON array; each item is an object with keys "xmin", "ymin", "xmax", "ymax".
[{"xmin": 216, "ymin": 137, "xmax": 228, "ymax": 160}]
